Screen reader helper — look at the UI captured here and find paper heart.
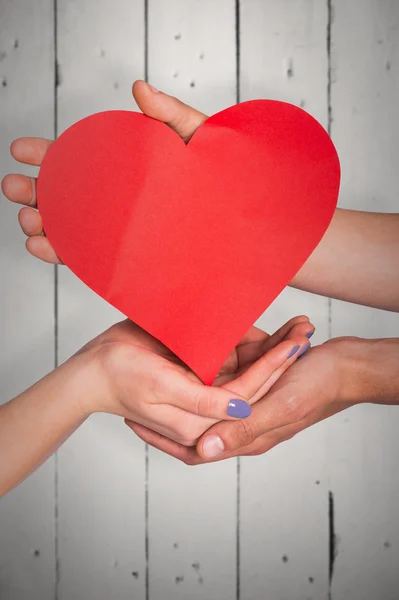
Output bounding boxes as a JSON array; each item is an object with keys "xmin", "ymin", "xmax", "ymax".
[{"xmin": 37, "ymin": 100, "xmax": 340, "ymax": 384}]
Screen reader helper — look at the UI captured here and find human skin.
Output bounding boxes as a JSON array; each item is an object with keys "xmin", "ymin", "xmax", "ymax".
[
  {"xmin": 2, "ymin": 80, "xmax": 398, "ymax": 464},
  {"xmin": 129, "ymin": 336, "xmax": 399, "ymax": 463},
  {"xmin": 0, "ymin": 316, "xmax": 312, "ymax": 497},
  {"xmin": 2, "ymin": 81, "xmax": 398, "ymax": 312}
]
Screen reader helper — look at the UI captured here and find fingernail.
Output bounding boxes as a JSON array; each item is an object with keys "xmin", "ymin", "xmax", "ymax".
[
  {"xmin": 147, "ymin": 83, "xmax": 159, "ymax": 93},
  {"xmin": 203, "ymin": 435, "xmax": 225, "ymax": 458},
  {"xmin": 287, "ymin": 345, "xmax": 300, "ymax": 359},
  {"xmin": 306, "ymin": 330, "xmax": 314, "ymax": 339},
  {"xmin": 298, "ymin": 343, "xmax": 311, "ymax": 357},
  {"xmin": 227, "ymin": 399, "xmax": 251, "ymax": 418}
]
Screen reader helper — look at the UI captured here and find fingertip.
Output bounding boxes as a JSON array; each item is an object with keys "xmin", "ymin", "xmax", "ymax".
[
  {"xmin": 132, "ymin": 79, "xmax": 148, "ymax": 100},
  {"xmin": 10, "ymin": 138, "xmax": 22, "ymax": 159},
  {"xmin": 287, "ymin": 344, "xmax": 300, "ymax": 359},
  {"xmin": 10, "ymin": 138, "xmax": 29, "ymax": 162},
  {"xmin": 226, "ymin": 398, "xmax": 252, "ymax": 419},
  {"xmin": 1, "ymin": 173, "xmax": 10, "ymax": 196},
  {"xmin": 18, "ymin": 206, "xmax": 42, "ymax": 235},
  {"xmin": 198, "ymin": 434, "xmax": 225, "ymax": 460},
  {"xmin": 286, "ymin": 315, "xmax": 309, "ymax": 328},
  {"xmin": 133, "ymin": 79, "xmax": 176, "ymax": 124},
  {"xmin": 285, "ymin": 338, "xmax": 312, "ymax": 360},
  {"xmin": 9, "ymin": 137, "xmax": 53, "ymax": 166},
  {"xmin": 265, "ymin": 338, "xmax": 301, "ymax": 363},
  {"xmin": 298, "ymin": 342, "xmax": 311, "ymax": 357},
  {"xmin": 26, "ymin": 236, "xmax": 62, "ymax": 264}
]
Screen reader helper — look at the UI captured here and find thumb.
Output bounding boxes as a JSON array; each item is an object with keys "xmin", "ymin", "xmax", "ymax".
[
  {"xmin": 132, "ymin": 80, "xmax": 207, "ymax": 142},
  {"xmin": 171, "ymin": 381, "xmax": 252, "ymax": 421}
]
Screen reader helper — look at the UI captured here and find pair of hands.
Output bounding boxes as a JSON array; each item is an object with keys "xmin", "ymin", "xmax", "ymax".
[{"xmin": 1, "ymin": 80, "xmax": 354, "ymax": 464}]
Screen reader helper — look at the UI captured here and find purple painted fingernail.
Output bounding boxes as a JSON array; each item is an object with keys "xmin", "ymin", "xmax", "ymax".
[
  {"xmin": 298, "ymin": 343, "xmax": 311, "ymax": 357},
  {"xmin": 306, "ymin": 330, "xmax": 314, "ymax": 339},
  {"xmin": 227, "ymin": 399, "xmax": 251, "ymax": 419},
  {"xmin": 288, "ymin": 345, "xmax": 300, "ymax": 359}
]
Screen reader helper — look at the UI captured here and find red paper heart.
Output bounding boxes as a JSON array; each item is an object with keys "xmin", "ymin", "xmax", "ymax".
[{"xmin": 37, "ymin": 100, "xmax": 340, "ymax": 384}]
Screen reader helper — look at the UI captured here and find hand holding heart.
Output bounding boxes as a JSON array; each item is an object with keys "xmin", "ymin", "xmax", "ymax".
[
  {"xmin": 74, "ymin": 316, "xmax": 313, "ymax": 445},
  {"xmin": 2, "ymin": 80, "xmax": 332, "ymax": 456},
  {"xmin": 128, "ymin": 336, "xmax": 359, "ymax": 463},
  {"xmin": 35, "ymin": 91, "xmax": 338, "ymax": 383}
]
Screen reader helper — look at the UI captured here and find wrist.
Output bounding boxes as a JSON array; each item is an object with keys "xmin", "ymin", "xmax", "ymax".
[
  {"xmin": 62, "ymin": 347, "xmax": 109, "ymax": 417},
  {"xmin": 327, "ymin": 337, "xmax": 399, "ymax": 405}
]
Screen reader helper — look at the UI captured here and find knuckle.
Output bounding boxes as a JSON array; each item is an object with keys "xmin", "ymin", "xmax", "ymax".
[
  {"xmin": 195, "ymin": 389, "xmax": 213, "ymax": 418},
  {"xmin": 232, "ymin": 419, "xmax": 258, "ymax": 448}
]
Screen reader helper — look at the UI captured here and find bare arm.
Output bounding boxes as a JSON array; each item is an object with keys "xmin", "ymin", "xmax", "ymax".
[
  {"xmin": 0, "ymin": 316, "xmax": 310, "ymax": 497},
  {"xmin": 126, "ymin": 336, "xmax": 399, "ymax": 463},
  {"xmin": 3, "ymin": 86, "xmax": 398, "ymax": 313},
  {"xmin": 291, "ymin": 209, "xmax": 399, "ymax": 312},
  {"xmin": 0, "ymin": 354, "xmax": 92, "ymax": 497}
]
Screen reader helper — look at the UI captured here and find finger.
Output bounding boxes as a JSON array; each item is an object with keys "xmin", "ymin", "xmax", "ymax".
[
  {"xmin": 1, "ymin": 174, "xmax": 38, "ymax": 207},
  {"xmin": 167, "ymin": 380, "xmax": 252, "ymax": 421},
  {"xmin": 128, "ymin": 415, "xmax": 295, "ymax": 465},
  {"xmin": 197, "ymin": 377, "xmax": 305, "ymax": 460},
  {"xmin": 283, "ymin": 321, "xmax": 315, "ymax": 344},
  {"xmin": 233, "ymin": 326, "xmax": 270, "ymax": 368},
  {"xmin": 18, "ymin": 207, "xmax": 43, "ymax": 236},
  {"xmin": 125, "ymin": 420, "xmax": 202, "ymax": 465},
  {"xmin": 237, "ymin": 325, "xmax": 270, "ymax": 346},
  {"xmin": 223, "ymin": 337, "xmax": 309, "ymax": 402},
  {"xmin": 235, "ymin": 317, "xmax": 312, "ymax": 369},
  {"xmin": 26, "ymin": 236, "xmax": 62, "ymax": 264},
  {"xmin": 129, "ymin": 418, "xmax": 285, "ymax": 464},
  {"xmin": 205, "ymin": 426, "xmax": 294, "ymax": 461},
  {"xmin": 132, "ymin": 80, "xmax": 207, "ymax": 142},
  {"xmin": 10, "ymin": 137, "xmax": 53, "ymax": 166},
  {"xmin": 261, "ymin": 315, "xmax": 311, "ymax": 353},
  {"xmin": 249, "ymin": 342, "xmax": 311, "ymax": 403}
]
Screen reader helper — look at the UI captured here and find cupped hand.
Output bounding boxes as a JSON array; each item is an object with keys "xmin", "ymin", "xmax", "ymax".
[
  {"xmin": 2, "ymin": 81, "xmax": 315, "ymax": 448},
  {"xmin": 127, "ymin": 336, "xmax": 359, "ymax": 462},
  {"xmin": 78, "ymin": 316, "xmax": 313, "ymax": 446},
  {"xmin": 1, "ymin": 80, "xmax": 208, "ymax": 263}
]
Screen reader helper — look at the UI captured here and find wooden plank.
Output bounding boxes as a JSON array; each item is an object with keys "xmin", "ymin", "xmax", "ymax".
[
  {"xmin": 329, "ymin": 2, "xmax": 399, "ymax": 599},
  {"xmin": 55, "ymin": 2, "xmax": 146, "ymax": 598},
  {"xmin": 146, "ymin": 2, "xmax": 238, "ymax": 599},
  {"xmin": 239, "ymin": 2, "xmax": 331, "ymax": 598},
  {"xmin": 0, "ymin": 1, "xmax": 56, "ymax": 599}
]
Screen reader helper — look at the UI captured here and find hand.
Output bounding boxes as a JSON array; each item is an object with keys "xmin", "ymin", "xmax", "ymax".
[
  {"xmin": 127, "ymin": 337, "xmax": 364, "ymax": 462},
  {"xmin": 0, "ymin": 313, "xmax": 313, "ymax": 499},
  {"xmin": 79, "ymin": 316, "xmax": 313, "ymax": 446},
  {"xmin": 1, "ymin": 80, "xmax": 208, "ymax": 263},
  {"xmin": 1, "ymin": 78, "xmax": 314, "ymax": 444}
]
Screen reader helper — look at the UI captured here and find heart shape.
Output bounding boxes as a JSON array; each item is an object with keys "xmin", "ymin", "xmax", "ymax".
[{"xmin": 37, "ymin": 100, "xmax": 340, "ymax": 384}]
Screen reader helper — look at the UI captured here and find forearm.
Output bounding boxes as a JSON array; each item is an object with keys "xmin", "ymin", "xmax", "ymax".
[
  {"xmin": 290, "ymin": 209, "xmax": 399, "ymax": 311},
  {"xmin": 339, "ymin": 337, "xmax": 399, "ymax": 405},
  {"xmin": 0, "ymin": 353, "xmax": 97, "ymax": 498}
]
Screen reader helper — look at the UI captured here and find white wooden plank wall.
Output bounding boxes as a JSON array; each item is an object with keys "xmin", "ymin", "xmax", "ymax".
[
  {"xmin": 0, "ymin": 2, "xmax": 56, "ymax": 599},
  {"xmin": 328, "ymin": 2, "xmax": 399, "ymax": 599},
  {"xmin": 0, "ymin": 1, "xmax": 398, "ymax": 599},
  {"xmin": 239, "ymin": 2, "xmax": 331, "ymax": 599},
  {"xmin": 147, "ymin": 3, "xmax": 238, "ymax": 600},
  {"xmin": 55, "ymin": 2, "xmax": 146, "ymax": 599}
]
